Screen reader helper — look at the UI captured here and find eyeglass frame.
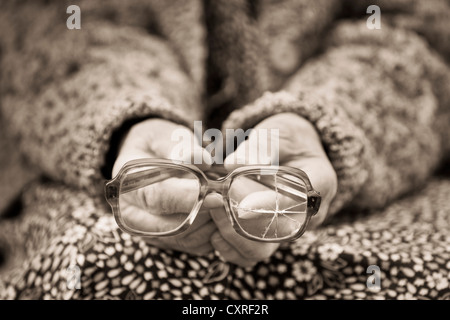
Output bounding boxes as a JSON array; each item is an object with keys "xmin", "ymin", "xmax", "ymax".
[{"xmin": 104, "ymin": 158, "xmax": 321, "ymax": 243}]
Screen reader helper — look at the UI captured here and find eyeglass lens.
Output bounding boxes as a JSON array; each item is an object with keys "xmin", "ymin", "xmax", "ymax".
[
  {"xmin": 117, "ymin": 166, "xmax": 308, "ymax": 240},
  {"xmin": 118, "ymin": 166, "xmax": 200, "ymax": 233},
  {"xmin": 228, "ymin": 173, "xmax": 307, "ymax": 240}
]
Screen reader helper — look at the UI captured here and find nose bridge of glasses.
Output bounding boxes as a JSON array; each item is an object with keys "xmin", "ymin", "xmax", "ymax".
[{"xmin": 205, "ymin": 179, "xmax": 227, "ymax": 194}]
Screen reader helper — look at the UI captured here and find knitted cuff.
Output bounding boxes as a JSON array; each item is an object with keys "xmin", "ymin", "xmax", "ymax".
[
  {"xmin": 23, "ymin": 90, "xmax": 194, "ymax": 198},
  {"xmin": 222, "ymin": 91, "xmax": 369, "ymax": 215}
]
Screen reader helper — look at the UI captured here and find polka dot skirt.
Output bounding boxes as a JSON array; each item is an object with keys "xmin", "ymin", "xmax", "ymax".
[{"xmin": 0, "ymin": 177, "xmax": 449, "ymax": 300}]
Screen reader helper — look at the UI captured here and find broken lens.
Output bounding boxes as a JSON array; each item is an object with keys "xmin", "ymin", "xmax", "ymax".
[{"xmin": 228, "ymin": 171, "xmax": 308, "ymax": 241}]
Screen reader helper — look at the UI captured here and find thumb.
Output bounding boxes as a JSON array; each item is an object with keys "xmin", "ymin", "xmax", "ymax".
[
  {"xmin": 114, "ymin": 119, "xmax": 213, "ymax": 177},
  {"xmin": 224, "ymin": 128, "xmax": 279, "ymax": 171},
  {"xmin": 236, "ymin": 190, "xmax": 304, "ymax": 220},
  {"xmin": 285, "ymin": 156, "xmax": 337, "ymax": 229},
  {"xmin": 121, "ymin": 175, "xmax": 200, "ymax": 215},
  {"xmin": 231, "ymin": 189, "xmax": 307, "ymax": 239},
  {"xmin": 120, "ymin": 176, "xmax": 201, "ymax": 233},
  {"xmin": 167, "ymin": 125, "xmax": 213, "ymax": 170},
  {"xmin": 141, "ymin": 177, "xmax": 201, "ymax": 215}
]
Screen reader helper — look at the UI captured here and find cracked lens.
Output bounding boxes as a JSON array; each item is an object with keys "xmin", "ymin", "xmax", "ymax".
[{"xmin": 229, "ymin": 173, "xmax": 308, "ymax": 240}]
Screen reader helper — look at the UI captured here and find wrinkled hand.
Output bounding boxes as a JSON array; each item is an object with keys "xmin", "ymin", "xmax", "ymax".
[
  {"xmin": 112, "ymin": 118, "xmax": 215, "ymax": 256},
  {"xmin": 208, "ymin": 113, "xmax": 337, "ymax": 267}
]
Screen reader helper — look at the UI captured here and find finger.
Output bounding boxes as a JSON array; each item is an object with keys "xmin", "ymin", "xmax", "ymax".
[
  {"xmin": 202, "ymin": 193, "xmax": 224, "ymax": 209},
  {"xmin": 166, "ymin": 124, "xmax": 213, "ymax": 170},
  {"xmin": 120, "ymin": 177, "xmax": 201, "ymax": 233},
  {"xmin": 191, "ymin": 242, "xmax": 214, "ymax": 256},
  {"xmin": 115, "ymin": 143, "xmax": 212, "ymax": 176},
  {"xmin": 121, "ymin": 203, "xmax": 188, "ymax": 233},
  {"xmin": 113, "ymin": 148, "xmax": 154, "ymax": 177},
  {"xmin": 186, "ymin": 208, "xmax": 213, "ymax": 233},
  {"xmin": 131, "ymin": 119, "xmax": 204, "ymax": 162},
  {"xmin": 236, "ymin": 190, "xmax": 299, "ymax": 219},
  {"xmin": 141, "ymin": 177, "xmax": 200, "ymax": 215},
  {"xmin": 122, "ymin": 176, "xmax": 200, "ymax": 214},
  {"xmin": 253, "ymin": 113, "xmax": 326, "ymax": 161},
  {"xmin": 227, "ymin": 176, "xmax": 306, "ymax": 238},
  {"xmin": 227, "ymin": 176, "xmax": 271, "ymax": 204},
  {"xmin": 178, "ymin": 221, "xmax": 216, "ymax": 252},
  {"xmin": 224, "ymin": 127, "xmax": 279, "ymax": 171},
  {"xmin": 143, "ymin": 216, "xmax": 215, "ymax": 256},
  {"xmin": 285, "ymin": 156, "xmax": 337, "ymax": 229},
  {"xmin": 223, "ymin": 113, "xmax": 326, "ymax": 174},
  {"xmin": 210, "ymin": 231, "xmax": 257, "ymax": 268},
  {"xmin": 210, "ymin": 208, "xmax": 279, "ymax": 262},
  {"xmin": 234, "ymin": 190, "xmax": 305, "ymax": 239},
  {"xmin": 114, "ymin": 119, "xmax": 213, "ymax": 176}
]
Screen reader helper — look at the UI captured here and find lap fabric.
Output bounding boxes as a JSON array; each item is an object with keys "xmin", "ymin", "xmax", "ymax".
[{"xmin": 0, "ymin": 176, "xmax": 448, "ymax": 300}]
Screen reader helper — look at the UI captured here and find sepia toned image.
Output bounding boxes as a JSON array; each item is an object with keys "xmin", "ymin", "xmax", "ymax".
[{"xmin": 0, "ymin": 0, "xmax": 449, "ymax": 304}]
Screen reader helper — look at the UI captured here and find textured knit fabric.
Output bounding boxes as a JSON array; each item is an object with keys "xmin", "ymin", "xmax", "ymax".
[
  {"xmin": 224, "ymin": 22, "xmax": 450, "ymax": 215},
  {"xmin": 0, "ymin": 0, "xmax": 449, "ymax": 299}
]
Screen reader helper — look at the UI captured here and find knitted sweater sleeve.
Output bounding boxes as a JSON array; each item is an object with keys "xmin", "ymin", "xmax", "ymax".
[
  {"xmin": 0, "ymin": 1, "xmax": 204, "ymax": 196},
  {"xmin": 223, "ymin": 21, "xmax": 450, "ymax": 215}
]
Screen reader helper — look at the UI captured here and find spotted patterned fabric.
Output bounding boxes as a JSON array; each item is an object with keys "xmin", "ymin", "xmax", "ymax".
[
  {"xmin": 0, "ymin": 174, "xmax": 448, "ymax": 300},
  {"xmin": 1, "ymin": 0, "xmax": 450, "ymax": 300}
]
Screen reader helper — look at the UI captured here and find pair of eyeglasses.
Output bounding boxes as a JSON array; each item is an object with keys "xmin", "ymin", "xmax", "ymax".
[{"xmin": 104, "ymin": 159, "xmax": 321, "ymax": 243}]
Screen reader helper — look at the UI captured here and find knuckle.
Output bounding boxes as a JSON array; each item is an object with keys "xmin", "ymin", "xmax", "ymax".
[
  {"xmin": 213, "ymin": 239, "xmax": 232, "ymax": 254},
  {"xmin": 184, "ymin": 232, "xmax": 206, "ymax": 248},
  {"xmin": 174, "ymin": 236, "xmax": 192, "ymax": 252},
  {"xmin": 239, "ymin": 245, "xmax": 271, "ymax": 261},
  {"xmin": 242, "ymin": 250, "xmax": 259, "ymax": 260},
  {"xmin": 196, "ymin": 245, "xmax": 212, "ymax": 256}
]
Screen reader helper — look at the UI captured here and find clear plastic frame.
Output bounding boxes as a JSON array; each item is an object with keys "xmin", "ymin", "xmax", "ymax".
[{"xmin": 104, "ymin": 159, "xmax": 321, "ymax": 243}]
